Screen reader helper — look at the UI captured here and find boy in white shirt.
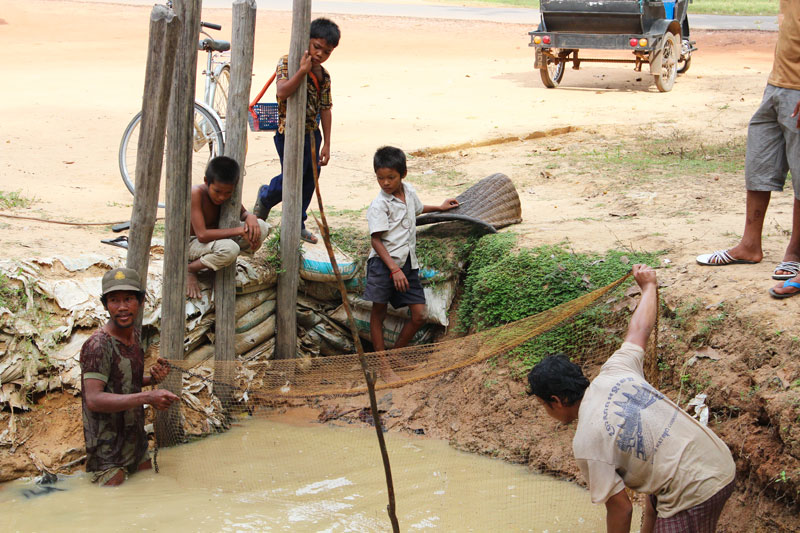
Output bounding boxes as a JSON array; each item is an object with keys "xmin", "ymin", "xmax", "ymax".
[{"xmin": 364, "ymin": 146, "xmax": 458, "ymax": 381}]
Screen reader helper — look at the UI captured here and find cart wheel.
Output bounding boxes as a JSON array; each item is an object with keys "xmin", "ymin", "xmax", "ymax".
[
  {"xmin": 654, "ymin": 34, "xmax": 679, "ymax": 92},
  {"xmin": 540, "ymin": 56, "xmax": 565, "ymax": 89},
  {"xmin": 677, "ymin": 39, "xmax": 692, "ymax": 74}
]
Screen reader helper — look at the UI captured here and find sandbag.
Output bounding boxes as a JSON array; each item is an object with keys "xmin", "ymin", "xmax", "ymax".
[
  {"xmin": 234, "ymin": 289, "xmax": 275, "ymax": 319},
  {"xmin": 235, "ymin": 300, "xmax": 276, "ymax": 334},
  {"xmin": 185, "ymin": 315, "xmax": 277, "ymax": 366},
  {"xmin": 300, "ymin": 280, "xmax": 341, "ymax": 302},
  {"xmin": 346, "ymin": 279, "xmax": 457, "ymax": 327},
  {"xmin": 330, "ymin": 305, "xmax": 434, "ymax": 348},
  {"xmin": 299, "ymin": 239, "xmax": 358, "ymax": 282}
]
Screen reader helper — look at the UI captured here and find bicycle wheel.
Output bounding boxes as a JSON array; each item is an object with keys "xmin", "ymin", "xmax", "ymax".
[
  {"xmin": 119, "ymin": 103, "xmax": 224, "ymax": 208},
  {"xmin": 212, "ymin": 64, "xmax": 231, "ymax": 122}
]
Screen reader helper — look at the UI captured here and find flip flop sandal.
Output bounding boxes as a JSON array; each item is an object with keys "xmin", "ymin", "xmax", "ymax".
[
  {"xmin": 772, "ymin": 261, "xmax": 800, "ymax": 280},
  {"xmin": 300, "ymin": 229, "xmax": 318, "ymax": 244},
  {"xmin": 696, "ymin": 250, "xmax": 758, "ymax": 266},
  {"xmin": 769, "ymin": 280, "xmax": 800, "ymax": 299},
  {"xmin": 101, "ymin": 236, "xmax": 128, "ymax": 249}
]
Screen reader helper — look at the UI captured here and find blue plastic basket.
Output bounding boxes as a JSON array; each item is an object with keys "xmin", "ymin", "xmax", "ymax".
[{"xmin": 248, "ymin": 102, "xmax": 279, "ymax": 132}]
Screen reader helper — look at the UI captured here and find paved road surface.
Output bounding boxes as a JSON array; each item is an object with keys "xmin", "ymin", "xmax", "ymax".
[{"xmin": 83, "ymin": 0, "xmax": 780, "ymax": 31}]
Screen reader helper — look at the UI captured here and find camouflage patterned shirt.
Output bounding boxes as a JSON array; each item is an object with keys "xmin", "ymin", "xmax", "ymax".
[
  {"xmin": 275, "ymin": 54, "xmax": 332, "ymax": 134},
  {"xmin": 80, "ymin": 328, "xmax": 148, "ymax": 472}
]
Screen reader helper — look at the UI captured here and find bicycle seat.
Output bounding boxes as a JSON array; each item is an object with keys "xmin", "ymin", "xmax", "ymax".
[{"xmin": 199, "ymin": 38, "xmax": 230, "ymax": 52}]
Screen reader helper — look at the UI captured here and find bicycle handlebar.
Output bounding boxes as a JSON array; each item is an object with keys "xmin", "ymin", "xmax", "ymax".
[{"xmin": 201, "ymin": 21, "xmax": 221, "ymax": 31}]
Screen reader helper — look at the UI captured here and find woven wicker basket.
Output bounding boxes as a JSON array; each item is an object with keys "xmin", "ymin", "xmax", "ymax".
[{"xmin": 416, "ymin": 173, "xmax": 522, "ymax": 232}]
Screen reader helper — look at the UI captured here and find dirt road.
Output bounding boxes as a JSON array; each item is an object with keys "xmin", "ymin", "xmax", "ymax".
[{"xmin": 2, "ymin": 0, "xmax": 790, "ymax": 330}]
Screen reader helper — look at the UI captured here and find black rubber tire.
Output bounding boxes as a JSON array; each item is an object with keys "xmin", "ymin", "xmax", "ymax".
[
  {"xmin": 654, "ymin": 34, "xmax": 679, "ymax": 92},
  {"xmin": 539, "ymin": 56, "xmax": 565, "ymax": 89},
  {"xmin": 119, "ymin": 103, "xmax": 224, "ymax": 208}
]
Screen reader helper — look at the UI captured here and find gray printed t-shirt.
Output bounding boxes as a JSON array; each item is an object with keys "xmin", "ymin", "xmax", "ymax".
[
  {"xmin": 366, "ymin": 182, "xmax": 424, "ymax": 269},
  {"xmin": 573, "ymin": 342, "xmax": 735, "ymax": 517}
]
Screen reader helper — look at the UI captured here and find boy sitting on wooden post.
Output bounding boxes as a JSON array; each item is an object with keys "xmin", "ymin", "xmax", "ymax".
[
  {"xmin": 187, "ymin": 156, "xmax": 270, "ymax": 298},
  {"xmin": 364, "ymin": 146, "xmax": 458, "ymax": 381}
]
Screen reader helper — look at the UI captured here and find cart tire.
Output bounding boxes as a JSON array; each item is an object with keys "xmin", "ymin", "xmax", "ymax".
[
  {"xmin": 539, "ymin": 57, "xmax": 565, "ymax": 89},
  {"xmin": 677, "ymin": 55, "xmax": 691, "ymax": 74},
  {"xmin": 654, "ymin": 34, "xmax": 679, "ymax": 92},
  {"xmin": 677, "ymin": 39, "xmax": 692, "ymax": 74}
]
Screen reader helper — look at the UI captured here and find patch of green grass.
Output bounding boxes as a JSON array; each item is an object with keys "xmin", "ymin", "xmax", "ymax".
[
  {"xmin": 326, "ymin": 206, "xmax": 368, "ymax": 220},
  {"xmin": 0, "ymin": 273, "xmax": 27, "ymax": 311},
  {"xmin": 330, "ymin": 226, "xmax": 371, "ymax": 261},
  {"xmin": 577, "ymin": 136, "xmax": 745, "ymax": 180},
  {"xmin": 409, "ymin": 169, "xmax": 471, "ymax": 189},
  {"xmin": 0, "ymin": 190, "xmax": 35, "ymax": 209},
  {"xmin": 457, "ymin": 236, "xmax": 663, "ymax": 371},
  {"xmin": 153, "ymin": 222, "xmax": 165, "ymax": 237},
  {"xmin": 261, "ymin": 229, "xmax": 283, "ymax": 271},
  {"xmin": 692, "ymin": 306, "xmax": 728, "ymax": 346},
  {"xmin": 443, "ymin": 0, "xmax": 777, "ymax": 16},
  {"xmin": 0, "ymin": 271, "xmax": 59, "ymax": 350},
  {"xmin": 416, "ymin": 224, "xmax": 482, "ymax": 278},
  {"xmin": 687, "ymin": 0, "xmax": 778, "ymax": 16}
]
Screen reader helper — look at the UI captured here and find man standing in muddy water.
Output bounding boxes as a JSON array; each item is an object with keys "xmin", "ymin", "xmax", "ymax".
[
  {"xmin": 696, "ymin": 0, "xmax": 800, "ymax": 298},
  {"xmin": 527, "ymin": 265, "xmax": 735, "ymax": 532},
  {"xmin": 79, "ymin": 268, "xmax": 179, "ymax": 486}
]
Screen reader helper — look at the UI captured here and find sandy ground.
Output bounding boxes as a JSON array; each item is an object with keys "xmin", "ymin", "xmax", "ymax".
[{"xmin": 3, "ymin": 0, "xmax": 793, "ymax": 333}]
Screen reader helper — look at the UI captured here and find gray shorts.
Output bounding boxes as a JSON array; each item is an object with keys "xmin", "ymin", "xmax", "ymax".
[
  {"xmin": 745, "ymin": 84, "xmax": 800, "ymax": 198},
  {"xmin": 363, "ymin": 257, "xmax": 426, "ymax": 309}
]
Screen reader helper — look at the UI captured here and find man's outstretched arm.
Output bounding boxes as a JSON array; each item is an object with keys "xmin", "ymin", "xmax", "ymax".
[{"xmin": 624, "ymin": 264, "xmax": 658, "ymax": 349}]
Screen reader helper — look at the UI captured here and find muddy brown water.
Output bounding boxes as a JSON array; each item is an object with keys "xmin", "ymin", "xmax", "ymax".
[{"xmin": 2, "ymin": 419, "xmax": 638, "ymax": 531}]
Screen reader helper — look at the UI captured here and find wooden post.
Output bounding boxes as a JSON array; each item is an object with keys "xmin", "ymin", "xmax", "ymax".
[
  {"xmin": 215, "ymin": 0, "xmax": 257, "ymax": 411},
  {"xmin": 275, "ymin": 0, "xmax": 310, "ymax": 359},
  {"xmin": 126, "ymin": 5, "xmax": 179, "ymax": 315},
  {"xmin": 155, "ymin": 0, "xmax": 203, "ymax": 447}
]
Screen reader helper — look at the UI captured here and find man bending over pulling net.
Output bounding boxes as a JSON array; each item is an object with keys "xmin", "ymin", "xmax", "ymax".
[{"xmin": 527, "ymin": 264, "xmax": 735, "ymax": 532}]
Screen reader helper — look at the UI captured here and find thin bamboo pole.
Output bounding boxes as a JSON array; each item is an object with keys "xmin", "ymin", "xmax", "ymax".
[{"xmin": 308, "ymin": 134, "xmax": 401, "ymax": 532}]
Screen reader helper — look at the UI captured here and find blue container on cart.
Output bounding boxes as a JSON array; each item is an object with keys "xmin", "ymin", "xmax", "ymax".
[{"xmin": 663, "ymin": 0, "xmax": 676, "ymax": 19}]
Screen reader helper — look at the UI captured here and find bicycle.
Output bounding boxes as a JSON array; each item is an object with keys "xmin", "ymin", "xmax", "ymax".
[{"xmin": 119, "ymin": 18, "xmax": 230, "ymax": 208}]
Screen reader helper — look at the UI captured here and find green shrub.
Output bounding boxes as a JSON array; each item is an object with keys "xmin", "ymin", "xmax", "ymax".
[{"xmin": 458, "ymin": 236, "xmax": 662, "ymax": 370}]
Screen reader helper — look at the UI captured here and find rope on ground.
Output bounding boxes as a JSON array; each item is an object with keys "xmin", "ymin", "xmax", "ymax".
[{"xmin": 0, "ymin": 213, "xmax": 163, "ymax": 226}]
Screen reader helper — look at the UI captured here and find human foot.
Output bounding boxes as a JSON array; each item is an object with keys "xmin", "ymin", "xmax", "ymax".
[
  {"xmin": 696, "ymin": 248, "xmax": 761, "ymax": 266},
  {"xmin": 772, "ymin": 261, "xmax": 800, "ymax": 280},
  {"xmin": 300, "ymin": 228, "xmax": 318, "ymax": 244},
  {"xmin": 186, "ymin": 271, "xmax": 202, "ymax": 299},
  {"xmin": 769, "ymin": 276, "xmax": 800, "ymax": 299}
]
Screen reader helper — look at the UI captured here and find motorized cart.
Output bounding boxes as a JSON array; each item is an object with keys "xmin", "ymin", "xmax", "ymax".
[{"xmin": 529, "ymin": 0, "xmax": 695, "ymax": 92}]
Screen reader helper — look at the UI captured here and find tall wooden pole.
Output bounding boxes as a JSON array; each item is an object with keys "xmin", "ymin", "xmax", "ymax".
[
  {"xmin": 216, "ymin": 0, "xmax": 257, "ymax": 410},
  {"xmin": 126, "ymin": 5, "xmax": 179, "ymax": 319},
  {"xmin": 156, "ymin": 0, "xmax": 203, "ymax": 446},
  {"xmin": 275, "ymin": 0, "xmax": 310, "ymax": 359}
]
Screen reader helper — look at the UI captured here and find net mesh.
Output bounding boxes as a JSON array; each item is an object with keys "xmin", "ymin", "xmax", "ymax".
[
  {"xmin": 147, "ymin": 271, "xmax": 654, "ymax": 530},
  {"xmin": 164, "ymin": 270, "xmax": 638, "ymax": 400}
]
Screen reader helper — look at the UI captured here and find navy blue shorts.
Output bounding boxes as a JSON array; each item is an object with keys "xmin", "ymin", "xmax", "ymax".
[{"xmin": 363, "ymin": 257, "xmax": 426, "ymax": 309}]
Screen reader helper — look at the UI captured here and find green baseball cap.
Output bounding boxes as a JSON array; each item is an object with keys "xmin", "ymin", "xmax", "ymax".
[{"xmin": 102, "ymin": 268, "xmax": 143, "ymax": 295}]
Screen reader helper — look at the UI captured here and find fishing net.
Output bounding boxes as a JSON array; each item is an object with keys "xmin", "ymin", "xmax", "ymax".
[{"xmin": 147, "ymin": 270, "xmax": 653, "ymax": 531}]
